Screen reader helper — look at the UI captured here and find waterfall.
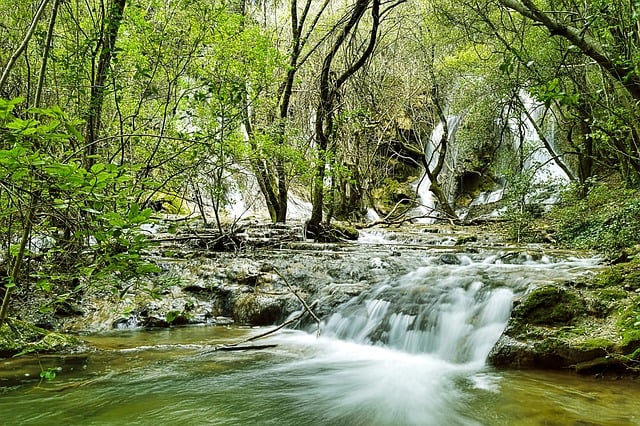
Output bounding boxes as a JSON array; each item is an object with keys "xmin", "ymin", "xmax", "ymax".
[
  {"xmin": 264, "ymin": 250, "xmax": 600, "ymax": 425},
  {"xmin": 509, "ymin": 92, "xmax": 571, "ymax": 186},
  {"xmin": 465, "ymin": 92, "xmax": 572, "ymax": 216},
  {"xmin": 321, "ymin": 253, "xmax": 514, "ymax": 366},
  {"xmin": 414, "ymin": 116, "xmax": 461, "ymax": 223}
]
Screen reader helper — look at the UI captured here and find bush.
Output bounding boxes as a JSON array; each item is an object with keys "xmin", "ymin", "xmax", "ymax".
[{"xmin": 550, "ymin": 183, "xmax": 640, "ymax": 256}]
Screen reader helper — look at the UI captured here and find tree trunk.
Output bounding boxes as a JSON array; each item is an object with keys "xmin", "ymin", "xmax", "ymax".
[
  {"xmin": 422, "ymin": 64, "xmax": 459, "ymax": 221},
  {"xmin": 84, "ymin": 0, "xmax": 127, "ymax": 168},
  {"xmin": 0, "ymin": 0, "xmax": 50, "ymax": 93},
  {"xmin": 308, "ymin": 0, "xmax": 380, "ymax": 233},
  {"xmin": 34, "ymin": 0, "xmax": 61, "ymax": 108},
  {"xmin": 497, "ymin": 0, "xmax": 640, "ymax": 101},
  {"xmin": 0, "ymin": 198, "xmax": 36, "ymax": 327}
]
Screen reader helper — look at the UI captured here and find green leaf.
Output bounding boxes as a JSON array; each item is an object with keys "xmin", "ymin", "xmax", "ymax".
[
  {"xmin": 90, "ymin": 163, "xmax": 105, "ymax": 174},
  {"xmin": 36, "ymin": 280, "xmax": 52, "ymax": 292},
  {"xmin": 40, "ymin": 368, "xmax": 57, "ymax": 381},
  {"xmin": 165, "ymin": 310, "xmax": 180, "ymax": 324},
  {"xmin": 0, "ymin": 97, "xmax": 24, "ymax": 120},
  {"xmin": 64, "ymin": 122, "xmax": 84, "ymax": 142},
  {"xmin": 135, "ymin": 263, "xmax": 161, "ymax": 274}
]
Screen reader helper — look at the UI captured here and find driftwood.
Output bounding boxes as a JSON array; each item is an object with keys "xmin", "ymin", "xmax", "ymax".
[
  {"xmin": 355, "ymin": 197, "xmax": 459, "ymax": 229},
  {"xmin": 272, "ymin": 267, "xmax": 321, "ymax": 337},
  {"xmin": 207, "ymin": 310, "xmax": 306, "ymax": 353},
  {"xmin": 215, "ymin": 344, "xmax": 277, "ymax": 351}
]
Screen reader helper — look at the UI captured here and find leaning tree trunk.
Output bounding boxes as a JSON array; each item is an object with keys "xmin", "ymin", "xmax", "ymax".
[
  {"xmin": 0, "ymin": 0, "xmax": 50, "ymax": 93},
  {"xmin": 423, "ymin": 64, "xmax": 459, "ymax": 221}
]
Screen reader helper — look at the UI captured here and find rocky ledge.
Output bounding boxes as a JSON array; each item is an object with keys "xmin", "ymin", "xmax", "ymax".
[{"xmin": 489, "ymin": 257, "xmax": 640, "ymax": 374}]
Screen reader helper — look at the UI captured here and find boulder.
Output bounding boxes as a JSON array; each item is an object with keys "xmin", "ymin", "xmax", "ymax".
[{"xmin": 489, "ymin": 280, "xmax": 640, "ymax": 373}]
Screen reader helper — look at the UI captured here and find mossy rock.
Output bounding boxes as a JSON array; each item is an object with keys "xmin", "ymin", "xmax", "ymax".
[
  {"xmin": 305, "ymin": 221, "xmax": 359, "ymax": 242},
  {"xmin": 148, "ymin": 192, "xmax": 190, "ymax": 215},
  {"xmin": 371, "ymin": 178, "xmax": 416, "ymax": 216},
  {"xmin": 0, "ymin": 320, "xmax": 84, "ymax": 358},
  {"xmin": 510, "ymin": 285, "xmax": 583, "ymax": 332},
  {"xmin": 331, "ymin": 222, "xmax": 359, "ymax": 241},
  {"xmin": 490, "ymin": 279, "xmax": 640, "ymax": 373},
  {"xmin": 590, "ymin": 259, "xmax": 640, "ymax": 290}
]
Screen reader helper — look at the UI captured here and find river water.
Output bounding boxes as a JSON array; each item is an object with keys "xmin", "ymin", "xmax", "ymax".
[{"xmin": 1, "ymin": 238, "xmax": 640, "ymax": 425}]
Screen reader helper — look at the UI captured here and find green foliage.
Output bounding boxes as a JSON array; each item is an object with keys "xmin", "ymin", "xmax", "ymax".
[
  {"xmin": 550, "ymin": 183, "xmax": 640, "ymax": 256},
  {"xmin": 531, "ymin": 78, "xmax": 579, "ymax": 108},
  {"xmin": 0, "ymin": 98, "xmax": 160, "ymax": 319},
  {"xmin": 39, "ymin": 367, "xmax": 58, "ymax": 381},
  {"xmin": 502, "ymin": 164, "xmax": 550, "ymax": 243}
]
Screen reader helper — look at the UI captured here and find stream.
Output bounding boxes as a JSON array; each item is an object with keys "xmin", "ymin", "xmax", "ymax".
[{"xmin": 1, "ymin": 232, "xmax": 640, "ymax": 425}]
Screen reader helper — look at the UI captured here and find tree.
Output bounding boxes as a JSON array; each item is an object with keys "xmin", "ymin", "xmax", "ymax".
[
  {"xmin": 238, "ymin": 0, "xmax": 331, "ymax": 223},
  {"xmin": 83, "ymin": 0, "xmax": 127, "ymax": 168},
  {"xmin": 306, "ymin": 0, "xmax": 381, "ymax": 235},
  {"xmin": 494, "ymin": 0, "xmax": 640, "ymax": 184}
]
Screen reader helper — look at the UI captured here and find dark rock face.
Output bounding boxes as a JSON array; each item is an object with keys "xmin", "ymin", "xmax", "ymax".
[{"xmin": 439, "ymin": 254, "xmax": 461, "ymax": 265}]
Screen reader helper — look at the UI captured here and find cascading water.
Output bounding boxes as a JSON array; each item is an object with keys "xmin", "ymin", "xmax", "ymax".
[
  {"xmin": 322, "ymin": 257, "xmax": 514, "ymax": 364},
  {"xmin": 260, "ymin": 248, "xmax": 600, "ymax": 425},
  {"xmin": 415, "ymin": 116, "xmax": 461, "ymax": 223},
  {"xmin": 509, "ymin": 92, "xmax": 571, "ymax": 188}
]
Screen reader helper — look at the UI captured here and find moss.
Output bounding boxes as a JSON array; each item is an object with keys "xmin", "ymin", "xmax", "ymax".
[
  {"xmin": 511, "ymin": 285, "xmax": 582, "ymax": 331},
  {"xmin": 575, "ymin": 338, "xmax": 615, "ymax": 351},
  {"xmin": 595, "ymin": 288, "xmax": 628, "ymax": 301},
  {"xmin": 455, "ymin": 235, "xmax": 478, "ymax": 246},
  {"xmin": 371, "ymin": 178, "xmax": 416, "ymax": 216},
  {"xmin": 0, "ymin": 320, "xmax": 83, "ymax": 358},
  {"xmin": 592, "ymin": 265, "xmax": 627, "ymax": 288},
  {"xmin": 310, "ymin": 222, "xmax": 359, "ymax": 242},
  {"xmin": 332, "ymin": 222, "xmax": 359, "ymax": 240},
  {"xmin": 149, "ymin": 192, "xmax": 190, "ymax": 215},
  {"xmin": 619, "ymin": 329, "xmax": 640, "ymax": 350},
  {"xmin": 627, "ymin": 346, "xmax": 640, "ymax": 361}
]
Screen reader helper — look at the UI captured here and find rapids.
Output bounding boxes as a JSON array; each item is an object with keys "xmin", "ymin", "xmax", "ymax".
[{"xmin": 1, "ymin": 233, "xmax": 639, "ymax": 425}]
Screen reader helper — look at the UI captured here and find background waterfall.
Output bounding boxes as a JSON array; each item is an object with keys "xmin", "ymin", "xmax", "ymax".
[
  {"xmin": 414, "ymin": 116, "xmax": 461, "ymax": 222},
  {"xmin": 509, "ymin": 92, "xmax": 571, "ymax": 185}
]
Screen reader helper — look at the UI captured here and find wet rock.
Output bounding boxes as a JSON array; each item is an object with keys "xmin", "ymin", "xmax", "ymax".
[
  {"xmin": 439, "ymin": 254, "xmax": 461, "ymax": 265},
  {"xmin": 455, "ymin": 235, "xmax": 478, "ymax": 246},
  {"xmin": 233, "ymin": 293, "xmax": 287, "ymax": 325},
  {"xmin": 227, "ymin": 264, "xmax": 260, "ymax": 286},
  {"xmin": 489, "ymin": 335, "xmax": 610, "ymax": 370},
  {"xmin": 510, "ymin": 285, "xmax": 583, "ymax": 329}
]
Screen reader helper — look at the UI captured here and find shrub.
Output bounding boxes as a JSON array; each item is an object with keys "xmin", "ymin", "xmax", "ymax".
[{"xmin": 550, "ymin": 182, "xmax": 640, "ymax": 256}]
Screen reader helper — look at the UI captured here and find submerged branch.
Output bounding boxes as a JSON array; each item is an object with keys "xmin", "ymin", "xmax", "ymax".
[{"xmin": 206, "ymin": 310, "xmax": 307, "ymax": 352}]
